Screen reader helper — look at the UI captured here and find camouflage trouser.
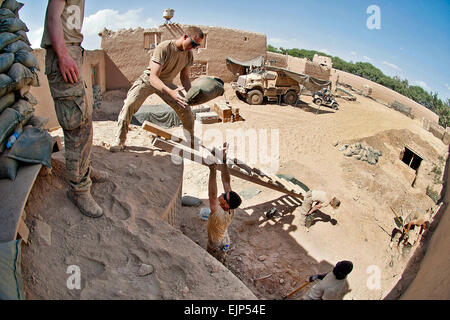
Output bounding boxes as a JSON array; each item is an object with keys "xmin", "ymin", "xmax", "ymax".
[
  {"xmin": 206, "ymin": 232, "xmax": 230, "ymax": 263},
  {"xmin": 114, "ymin": 72, "xmax": 195, "ymax": 145},
  {"xmin": 45, "ymin": 46, "xmax": 93, "ymax": 193}
]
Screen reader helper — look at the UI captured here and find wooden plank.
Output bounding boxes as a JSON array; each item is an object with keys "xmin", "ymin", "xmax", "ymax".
[
  {"xmin": 142, "ymin": 121, "xmax": 182, "ymax": 142},
  {"xmin": 152, "ymin": 138, "xmax": 303, "ymax": 200},
  {"xmin": 0, "ymin": 164, "xmax": 42, "ymax": 242},
  {"xmin": 212, "ymin": 100, "xmax": 232, "ymax": 123},
  {"xmin": 16, "ymin": 216, "xmax": 29, "ymax": 244}
]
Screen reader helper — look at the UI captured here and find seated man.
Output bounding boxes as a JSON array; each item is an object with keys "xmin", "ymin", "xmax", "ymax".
[
  {"xmin": 207, "ymin": 143, "xmax": 242, "ymax": 263},
  {"xmin": 302, "ymin": 260, "xmax": 353, "ymax": 300},
  {"xmin": 300, "ymin": 189, "xmax": 340, "ymax": 226},
  {"xmin": 109, "ymin": 26, "xmax": 204, "ymax": 152}
]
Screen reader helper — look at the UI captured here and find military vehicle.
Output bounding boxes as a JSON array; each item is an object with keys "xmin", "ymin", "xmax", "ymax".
[
  {"xmin": 312, "ymin": 90, "xmax": 339, "ymax": 110},
  {"xmin": 231, "ymin": 68, "xmax": 300, "ymax": 105}
]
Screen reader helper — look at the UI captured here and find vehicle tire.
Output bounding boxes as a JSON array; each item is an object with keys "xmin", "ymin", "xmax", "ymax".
[
  {"xmin": 283, "ymin": 91, "xmax": 298, "ymax": 105},
  {"xmin": 246, "ymin": 90, "xmax": 264, "ymax": 105},
  {"xmin": 332, "ymin": 103, "xmax": 339, "ymax": 110},
  {"xmin": 235, "ymin": 91, "xmax": 245, "ymax": 101},
  {"xmin": 314, "ymin": 98, "xmax": 323, "ymax": 106}
]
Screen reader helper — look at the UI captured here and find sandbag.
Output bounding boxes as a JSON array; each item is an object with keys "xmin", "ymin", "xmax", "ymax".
[
  {"xmin": 27, "ymin": 115, "xmax": 49, "ymax": 129},
  {"xmin": 2, "ymin": 40, "xmax": 32, "ymax": 53},
  {"xmin": 23, "ymin": 91, "xmax": 37, "ymax": 106},
  {"xmin": 8, "ymin": 126, "xmax": 53, "ymax": 168},
  {"xmin": 0, "ymin": 32, "xmax": 20, "ymax": 51},
  {"xmin": 185, "ymin": 76, "xmax": 225, "ymax": 106},
  {"xmin": 8, "ymin": 62, "xmax": 33, "ymax": 90},
  {"xmin": 181, "ymin": 195, "xmax": 202, "ymax": 207},
  {"xmin": 0, "ymin": 239, "xmax": 25, "ymax": 300},
  {"xmin": 11, "ymin": 99, "xmax": 33, "ymax": 118},
  {"xmin": 0, "ymin": 18, "xmax": 28, "ymax": 33},
  {"xmin": 1, "ymin": 0, "xmax": 24, "ymax": 15},
  {"xmin": 0, "ymin": 150, "xmax": 19, "ymax": 180},
  {"xmin": 0, "ymin": 92, "xmax": 15, "ymax": 113},
  {"xmin": 0, "ymin": 52, "xmax": 14, "ymax": 74},
  {"xmin": 14, "ymin": 49, "xmax": 39, "ymax": 70},
  {"xmin": 0, "ymin": 107, "xmax": 21, "ymax": 146},
  {"xmin": 14, "ymin": 29, "xmax": 30, "ymax": 45},
  {"xmin": 0, "ymin": 73, "xmax": 14, "ymax": 97},
  {"xmin": 0, "ymin": 8, "xmax": 16, "ymax": 20}
]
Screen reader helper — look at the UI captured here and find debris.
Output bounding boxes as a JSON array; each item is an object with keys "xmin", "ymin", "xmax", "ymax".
[
  {"xmin": 252, "ymin": 274, "xmax": 272, "ymax": 282},
  {"xmin": 137, "ymin": 263, "xmax": 155, "ymax": 276},
  {"xmin": 258, "ymin": 255, "xmax": 267, "ymax": 261}
]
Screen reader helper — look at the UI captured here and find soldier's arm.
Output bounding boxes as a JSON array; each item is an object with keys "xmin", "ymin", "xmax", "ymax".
[
  {"xmin": 149, "ymin": 60, "xmax": 187, "ymax": 108},
  {"xmin": 46, "ymin": 0, "xmax": 79, "ymax": 83},
  {"xmin": 208, "ymin": 165, "xmax": 219, "ymax": 213},
  {"xmin": 220, "ymin": 143, "xmax": 232, "ymax": 193},
  {"xmin": 180, "ymin": 66, "xmax": 191, "ymax": 92}
]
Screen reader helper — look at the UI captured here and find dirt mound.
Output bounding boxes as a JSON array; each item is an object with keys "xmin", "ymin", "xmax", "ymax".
[{"xmin": 21, "ymin": 122, "xmax": 256, "ymax": 300}]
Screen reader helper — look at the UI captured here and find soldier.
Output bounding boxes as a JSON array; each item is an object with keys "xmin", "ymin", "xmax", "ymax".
[
  {"xmin": 402, "ymin": 210, "xmax": 430, "ymax": 246},
  {"xmin": 300, "ymin": 189, "xmax": 340, "ymax": 226},
  {"xmin": 109, "ymin": 27, "xmax": 205, "ymax": 152},
  {"xmin": 302, "ymin": 260, "xmax": 353, "ymax": 300},
  {"xmin": 42, "ymin": 0, "xmax": 108, "ymax": 218},
  {"xmin": 207, "ymin": 143, "xmax": 242, "ymax": 263}
]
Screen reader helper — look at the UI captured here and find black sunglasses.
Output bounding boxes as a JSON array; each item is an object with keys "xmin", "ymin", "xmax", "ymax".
[
  {"xmin": 222, "ymin": 192, "xmax": 230, "ymax": 205},
  {"xmin": 188, "ymin": 35, "xmax": 200, "ymax": 48}
]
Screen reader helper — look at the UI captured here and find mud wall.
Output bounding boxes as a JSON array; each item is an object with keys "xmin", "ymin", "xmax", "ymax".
[
  {"xmin": 331, "ymin": 69, "xmax": 439, "ymax": 124},
  {"xmin": 30, "ymin": 49, "xmax": 129, "ymax": 128},
  {"xmin": 100, "ymin": 25, "xmax": 267, "ymax": 84},
  {"xmin": 399, "ymin": 149, "xmax": 450, "ymax": 299}
]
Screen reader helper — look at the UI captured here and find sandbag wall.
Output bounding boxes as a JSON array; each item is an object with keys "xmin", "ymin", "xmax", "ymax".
[{"xmin": 0, "ymin": 0, "xmax": 52, "ymax": 181}]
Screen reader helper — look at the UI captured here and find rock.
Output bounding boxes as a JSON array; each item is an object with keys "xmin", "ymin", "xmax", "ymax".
[
  {"xmin": 338, "ymin": 144, "xmax": 348, "ymax": 151},
  {"xmin": 182, "ymin": 286, "xmax": 190, "ymax": 296},
  {"xmin": 181, "ymin": 195, "xmax": 202, "ymax": 207},
  {"xmin": 138, "ymin": 263, "xmax": 155, "ymax": 276},
  {"xmin": 332, "ymin": 141, "xmax": 339, "ymax": 147},
  {"xmin": 34, "ymin": 219, "xmax": 52, "ymax": 246},
  {"xmin": 258, "ymin": 255, "xmax": 267, "ymax": 261},
  {"xmin": 279, "ymin": 278, "xmax": 285, "ymax": 284},
  {"xmin": 160, "ymin": 178, "xmax": 164, "ymax": 182}
]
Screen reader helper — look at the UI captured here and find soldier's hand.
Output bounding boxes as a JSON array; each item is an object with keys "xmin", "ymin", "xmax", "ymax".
[
  {"xmin": 58, "ymin": 52, "xmax": 79, "ymax": 84},
  {"xmin": 170, "ymin": 89, "xmax": 188, "ymax": 109}
]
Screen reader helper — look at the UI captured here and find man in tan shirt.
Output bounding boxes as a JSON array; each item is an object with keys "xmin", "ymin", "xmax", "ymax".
[
  {"xmin": 109, "ymin": 27, "xmax": 204, "ymax": 152},
  {"xmin": 42, "ymin": 0, "xmax": 108, "ymax": 218},
  {"xmin": 302, "ymin": 260, "xmax": 353, "ymax": 300},
  {"xmin": 207, "ymin": 143, "xmax": 242, "ymax": 263}
]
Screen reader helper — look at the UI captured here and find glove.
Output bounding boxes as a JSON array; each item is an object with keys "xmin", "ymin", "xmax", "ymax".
[{"xmin": 309, "ymin": 275, "xmax": 319, "ymax": 282}]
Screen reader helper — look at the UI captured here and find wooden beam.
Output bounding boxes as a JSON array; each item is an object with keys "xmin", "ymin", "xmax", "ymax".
[
  {"xmin": 152, "ymin": 137, "xmax": 304, "ymax": 200},
  {"xmin": 16, "ymin": 216, "xmax": 29, "ymax": 244},
  {"xmin": 142, "ymin": 121, "xmax": 182, "ymax": 142}
]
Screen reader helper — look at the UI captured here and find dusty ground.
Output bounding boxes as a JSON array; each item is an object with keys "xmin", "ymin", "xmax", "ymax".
[
  {"xmin": 178, "ymin": 84, "xmax": 447, "ymax": 300},
  {"xmin": 22, "ymin": 84, "xmax": 447, "ymax": 300}
]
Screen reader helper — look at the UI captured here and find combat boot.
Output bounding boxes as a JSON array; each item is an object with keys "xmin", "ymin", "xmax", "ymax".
[
  {"xmin": 90, "ymin": 167, "xmax": 110, "ymax": 183},
  {"xmin": 67, "ymin": 190, "xmax": 104, "ymax": 218}
]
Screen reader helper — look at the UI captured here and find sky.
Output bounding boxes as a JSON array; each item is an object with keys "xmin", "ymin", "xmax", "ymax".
[{"xmin": 19, "ymin": 0, "xmax": 450, "ymax": 100}]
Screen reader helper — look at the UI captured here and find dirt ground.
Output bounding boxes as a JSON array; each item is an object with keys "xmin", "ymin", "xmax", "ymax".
[{"xmin": 22, "ymin": 84, "xmax": 448, "ymax": 300}]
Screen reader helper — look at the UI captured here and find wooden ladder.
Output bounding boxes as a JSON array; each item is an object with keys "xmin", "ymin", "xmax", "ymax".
[{"xmin": 142, "ymin": 121, "xmax": 305, "ymax": 201}]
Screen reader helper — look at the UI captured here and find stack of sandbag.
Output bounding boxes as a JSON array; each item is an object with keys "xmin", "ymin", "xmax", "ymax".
[
  {"xmin": 0, "ymin": 0, "xmax": 52, "ymax": 181},
  {"xmin": 338, "ymin": 142, "xmax": 382, "ymax": 165}
]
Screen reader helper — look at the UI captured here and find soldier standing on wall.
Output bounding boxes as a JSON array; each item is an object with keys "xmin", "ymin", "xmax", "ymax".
[{"xmin": 42, "ymin": 0, "xmax": 109, "ymax": 218}]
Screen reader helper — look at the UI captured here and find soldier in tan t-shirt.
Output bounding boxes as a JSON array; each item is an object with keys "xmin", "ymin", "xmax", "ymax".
[
  {"xmin": 109, "ymin": 27, "xmax": 205, "ymax": 152},
  {"xmin": 207, "ymin": 143, "xmax": 242, "ymax": 263}
]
